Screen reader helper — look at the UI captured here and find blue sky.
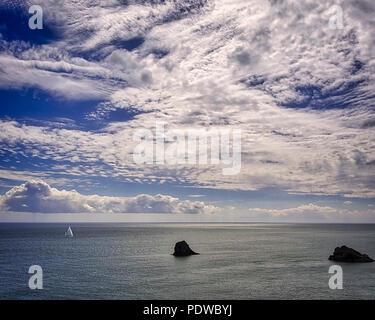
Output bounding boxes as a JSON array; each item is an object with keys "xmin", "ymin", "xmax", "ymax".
[{"xmin": 0, "ymin": 0, "xmax": 374, "ymax": 222}]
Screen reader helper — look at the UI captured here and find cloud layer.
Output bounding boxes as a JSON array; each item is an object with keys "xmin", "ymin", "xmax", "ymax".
[
  {"xmin": 0, "ymin": 180, "xmax": 219, "ymax": 214},
  {"xmin": 248, "ymin": 203, "xmax": 375, "ymax": 222},
  {"xmin": 1, "ymin": 180, "xmax": 374, "ymax": 222}
]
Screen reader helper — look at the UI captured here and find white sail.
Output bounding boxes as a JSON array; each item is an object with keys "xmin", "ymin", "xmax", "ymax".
[{"xmin": 65, "ymin": 226, "xmax": 73, "ymax": 237}]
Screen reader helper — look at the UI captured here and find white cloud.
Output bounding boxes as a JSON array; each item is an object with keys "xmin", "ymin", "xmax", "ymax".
[
  {"xmin": 248, "ymin": 203, "xmax": 375, "ymax": 222},
  {"xmin": 1, "ymin": 181, "xmax": 374, "ymax": 223},
  {"xmin": 0, "ymin": 54, "xmax": 112, "ymax": 100},
  {"xmin": 0, "ymin": 180, "xmax": 219, "ymax": 214}
]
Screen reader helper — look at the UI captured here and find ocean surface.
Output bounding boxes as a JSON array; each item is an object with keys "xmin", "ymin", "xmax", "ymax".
[{"xmin": 1, "ymin": 223, "xmax": 375, "ymax": 300}]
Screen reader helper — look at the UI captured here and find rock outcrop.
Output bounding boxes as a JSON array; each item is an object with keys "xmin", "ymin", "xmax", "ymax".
[
  {"xmin": 329, "ymin": 245, "xmax": 374, "ymax": 263},
  {"xmin": 173, "ymin": 240, "xmax": 199, "ymax": 257}
]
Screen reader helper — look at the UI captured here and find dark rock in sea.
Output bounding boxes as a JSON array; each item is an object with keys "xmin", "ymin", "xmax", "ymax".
[
  {"xmin": 329, "ymin": 245, "xmax": 374, "ymax": 263},
  {"xmin": 173, "ymin": 240, "xmax": 199, "ymax": 257}
]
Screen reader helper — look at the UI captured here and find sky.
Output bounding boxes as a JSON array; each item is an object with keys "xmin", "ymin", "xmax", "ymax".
[{"xmin": 0, "ymin": 0, "xmax": 374, "ymax": 223}]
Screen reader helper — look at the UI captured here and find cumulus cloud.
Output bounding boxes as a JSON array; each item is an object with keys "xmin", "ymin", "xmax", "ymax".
[
  {"xmin": 1, "ymin": 181, "xmax": 374, "ymax": 222},
  {"xmin": 0, "ymin": 180, "xmax": 219, "ymax": 214}
]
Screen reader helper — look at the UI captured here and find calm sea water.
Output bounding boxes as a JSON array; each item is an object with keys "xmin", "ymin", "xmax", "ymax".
[{"xmin": 1, "ymin": 223, "xmax": 374, "ymax": 300}]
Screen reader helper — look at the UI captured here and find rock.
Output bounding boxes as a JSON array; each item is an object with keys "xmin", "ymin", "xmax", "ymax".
[
  {"xmin": 329, "ymin": 245, "xmax": 374, "ymax": 263},
  {"xmin": 173, "ymin": 240, "xmax": 199, "ymax": 257}
]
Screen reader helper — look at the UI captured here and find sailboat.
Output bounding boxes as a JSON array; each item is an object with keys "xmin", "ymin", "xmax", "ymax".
[{"xmin": 65, "ymin": 226, "xmax": 74, "ymax": 238}]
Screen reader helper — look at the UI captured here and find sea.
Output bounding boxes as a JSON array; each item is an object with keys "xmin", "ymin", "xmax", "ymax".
[{"xmin": 1, "ymin": 223, "xmax": 374, "ymax": 300}]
